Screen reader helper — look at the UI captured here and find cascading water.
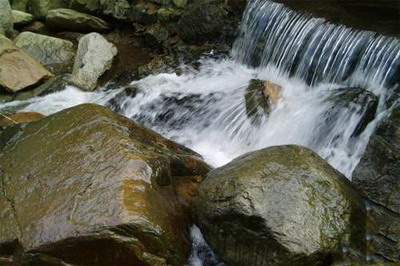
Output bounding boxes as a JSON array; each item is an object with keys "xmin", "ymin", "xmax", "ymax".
[
  {"xmin": 233, "ymin": 0, "xmax": 400, "ymax": 89},
  {"xmin": 1, "ymin": 0, "xmax": 399, "ymax": 265}
]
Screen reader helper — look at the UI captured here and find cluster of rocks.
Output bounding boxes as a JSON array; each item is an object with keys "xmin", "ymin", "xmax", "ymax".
[
  {"xmin": 0, "ymin": 0, "xmax": 399, "ymax": 265},
  {"xmin": 0, "ymin": 101, "xmax": 398, "ymax": 265},
  {"xmin": 0, "ymin": 0, "xmax": 242, "ymax": 104}
]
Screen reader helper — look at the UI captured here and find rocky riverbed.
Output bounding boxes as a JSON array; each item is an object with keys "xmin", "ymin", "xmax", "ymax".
[{"xmin": 0, "ymin": 0, "xmax": 399, "ymax": 265}]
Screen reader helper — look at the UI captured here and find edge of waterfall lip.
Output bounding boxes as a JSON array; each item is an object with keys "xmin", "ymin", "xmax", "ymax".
[{"xmin": 271, "ymin": 0, "xmax": 400, "ymax": 38}]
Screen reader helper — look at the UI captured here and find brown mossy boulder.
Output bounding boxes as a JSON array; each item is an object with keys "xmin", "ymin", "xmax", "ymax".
[
  {"xmin": 194, "ymin": 145, "xmax": 367, "ymax": 266},
  {"xmin": 0, "ymin": 35, "xmax": 53, "ymax": 93},
  {"xmin": 0, "ymin": 104, "xmax": 210, "ymax": 265}
]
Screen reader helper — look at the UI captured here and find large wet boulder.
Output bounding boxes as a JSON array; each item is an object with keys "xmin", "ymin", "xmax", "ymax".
[
  {"xmin": 0, "ymin": 104, "xmax": 210, "ymax": 265},
  {"xmin": 72, "ymin": 32, "xmax": 117, "ymax": 90},
  {"xmin": 11, "ymin": 10, "xmax": 33, "ymax": 27},
  {"xmin": 14, "ymin": 32, "xmax": 76, "ymax": 74},
  {"xmin": 0, "ymin": 35, "xmax": 53, "ymax": 93},
  {"xmin": 46, "ymin": 8, "xmax": 110, "ymax": 32},
  {"xmin": 0, "ymin": 0, "xmax": 13, "ymax": 36},
  {"xmin": 194, "ymin": 145, "xmax": 367, "ymax": 266}
]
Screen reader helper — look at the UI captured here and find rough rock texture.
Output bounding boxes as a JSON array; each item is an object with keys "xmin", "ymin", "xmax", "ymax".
[
  {"xmin": 11, "ymin": 10, "xmax": 33, "ymax": 27},
  {"xmin": 194, "ymin": 145, "xmax": 367, "ymax": 266},
  {"xmin": 0, "ymin": 35, "xmax": 53, "ymax": 93},
  {"xmin": 0, "ymin": 0, "xmax": 13, "ymax": 36},
  {"xmin": 11, "ymin": 0, "xmax": 30, "ymax": 11},
  {"xmin": 352, "ymin": 105, "xmax": 400, "ymax": 262},
  {"xmin": 46, "ymin": 8, "xmax": 110, "ymax": 32},
  {"xmin": 72, "ymin": 32, "xmax": 117, "ymax": 90},
  {"xmin": 30, "ymin": 0, "xmax": 68, "ymax": 18},
  {"xmin": 353, "ymin": 105, "xmax": 400, "ymax": 213},
  {"xmin": 177, "ymin": 0, "xmax": 230, "ymax": 44},
  {"xmin": 14, "ymin": 32, "xmax": 76, "ymax": 74},
  {"xmin": 70, "ymin": 0, "xmax": 131, "ymax": 20},
  {"xmin": 0, "ymin": 104, "xmax": 210, "ymax": 265}
]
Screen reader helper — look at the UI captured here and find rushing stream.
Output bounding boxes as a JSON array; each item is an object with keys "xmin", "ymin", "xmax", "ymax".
[{"xmin": 1, "ymin": 0, "xmax": 399, "ymax": 265}]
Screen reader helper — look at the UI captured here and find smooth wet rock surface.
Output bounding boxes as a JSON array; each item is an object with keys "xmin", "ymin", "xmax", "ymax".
[
  {"xmin": 0, "ymin": 104, "xmax": 210, "ymax": 265},
  {"xmin": 14, "ymin": 32, "xmax": 76, "ymax": 74},
  {"xmin": 194, "ymin": 145, "xmax": 367, "ymax": 266}
]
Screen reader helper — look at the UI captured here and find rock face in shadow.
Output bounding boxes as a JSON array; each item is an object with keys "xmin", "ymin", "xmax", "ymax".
[
  {"xmin": 352, "ymin": 105, "xmax": 400, "ymax": 262},
  {"xmin": 273, "ymin": 0, "xmax": 400, "ymax": 38},
  {"xmin": 194, "ymin": 145, "xmax": 367, "ymax": 266},
  {"xmin": 0, "ymin": 104, "xmax": 210, "ymax": 266}
]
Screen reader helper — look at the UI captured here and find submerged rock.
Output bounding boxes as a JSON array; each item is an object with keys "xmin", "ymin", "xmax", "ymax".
[
  {"xmin": 0, "ymin": 35, "xmax": 53, "ymax": 93},
  {"xmin": 0, "ymin": 0, "xmax": 13, "ymax": 36},
  {"xmin": 194, "ymin": 145, "xmax": 366, "ymax": 266},
  {"xmin": 72, "ymin": 32, "xmax": 117, "ymax": 90},
  {"xmin": 46, "ymin": 8, "xmax": 110, "ymax": 32},
  {"xmin": 14, "ymin": 32, "xmax": 76, "ymax": 74},
  {"xmin": 324, "ymin": 88, "xmax": 378, "ymax": 137},
  {"xmin": 11, "ymin": 10, "xmax": 33, "ymax": 27},
  {"xmin": 0, "ymin": 104, "xmax": 210, "ymax": 265}
]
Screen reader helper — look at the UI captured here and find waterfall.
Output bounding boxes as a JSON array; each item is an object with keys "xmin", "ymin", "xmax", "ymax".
[
  {"xmin": 1, "ymin": 1, "xmax": 399, "ymax": 265},
  {"xmin": 232, "ymin": 0, "xmax": 400, "ymax": 89}
]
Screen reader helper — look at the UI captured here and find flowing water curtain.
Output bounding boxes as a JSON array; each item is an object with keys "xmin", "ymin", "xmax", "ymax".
[{"xmin": 232, "ymin": 0, "xmax": 400, "ymax": 89}]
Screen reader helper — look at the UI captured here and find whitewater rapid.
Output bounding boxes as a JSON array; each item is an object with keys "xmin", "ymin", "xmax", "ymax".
[{"xmin": 0, "ymin": 57, "xmax": 388, "ymax": 178}]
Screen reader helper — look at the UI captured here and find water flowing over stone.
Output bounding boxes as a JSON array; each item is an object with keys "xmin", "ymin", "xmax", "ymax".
[
  {"xmin": 232, "ymin": 0, "xmax": 400, "ymax": 89},
  {"xmin": 0, "ymin": 0, "xmax": 399, "ymax": 265}
]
